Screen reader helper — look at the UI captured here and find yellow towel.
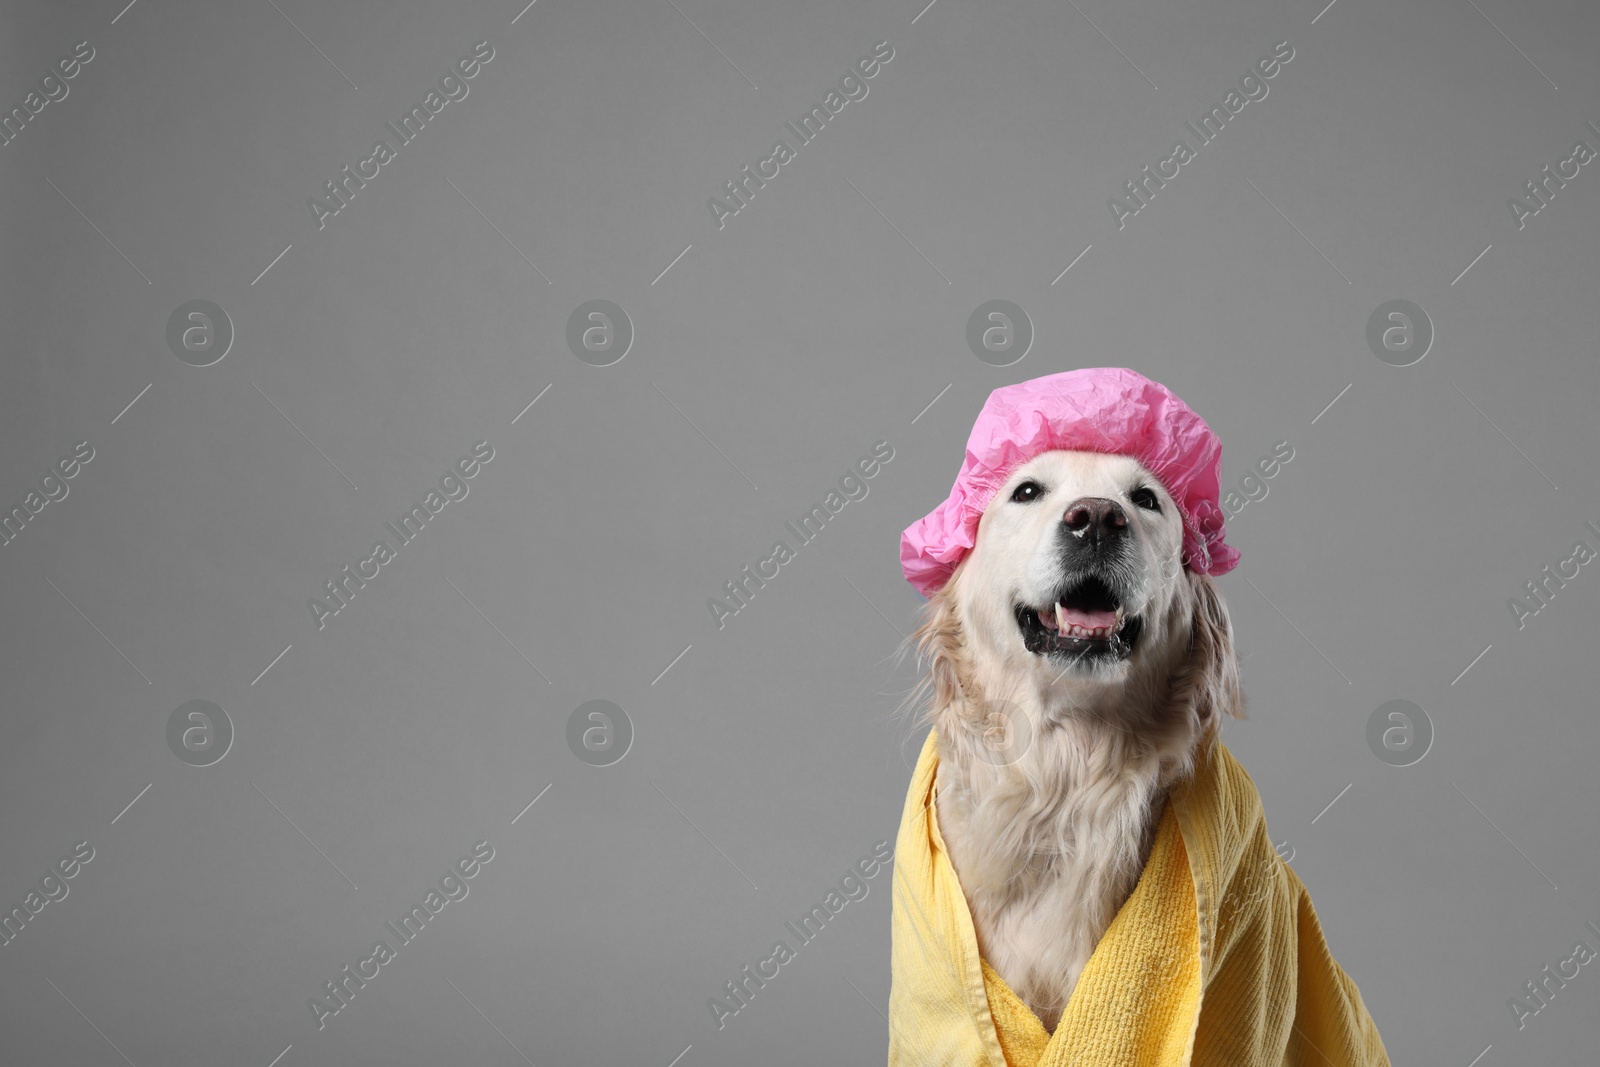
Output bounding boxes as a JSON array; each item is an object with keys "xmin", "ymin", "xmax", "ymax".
[{"xmin": 887, "ymin": 729, "xmax": 1391, "ymax": 1066}]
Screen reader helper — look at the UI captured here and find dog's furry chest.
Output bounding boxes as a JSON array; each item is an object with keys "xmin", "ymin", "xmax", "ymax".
[{"xmin": 934, "ymin": 755, "xmax": 1170, "ymax": 1032}]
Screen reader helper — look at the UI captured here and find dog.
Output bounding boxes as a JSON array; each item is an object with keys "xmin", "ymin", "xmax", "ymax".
[{"xmin": 901, "ymin": 448, "xmax": 1245, "ymax": 1033}]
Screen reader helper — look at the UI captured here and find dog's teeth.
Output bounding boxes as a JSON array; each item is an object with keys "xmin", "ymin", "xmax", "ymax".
[
  {"xmin": 1114, "ymin": 605, "xmax": 1125, "ymax": 633},
  {"xmin": 1055, "ymin": 602, "xmax": 1067, "ymax": 632},
  {"xmin": 1057, "ymin": 621, "xmax": 1118, "ymax": 640}
]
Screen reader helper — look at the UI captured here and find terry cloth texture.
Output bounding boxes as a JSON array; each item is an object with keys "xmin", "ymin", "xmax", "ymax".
[{"xmin": 886, "ymin": 730, "xmax": 1391, "ymax": 1066}]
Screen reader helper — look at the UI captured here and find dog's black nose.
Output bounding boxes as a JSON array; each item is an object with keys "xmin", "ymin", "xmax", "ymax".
[{"xmin": 1062, "ymin": 497, "xmax": 1127, "ymax": 545}]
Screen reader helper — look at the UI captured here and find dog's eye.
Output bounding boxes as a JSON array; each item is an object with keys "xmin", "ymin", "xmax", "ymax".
[
  {"xmin": 1010, "ymin": 481, "xmax": 1043, "ymax": 503},
  {"xmin": 1130, "ymin": 486, "xmax": 1160, "ymax": 511}
]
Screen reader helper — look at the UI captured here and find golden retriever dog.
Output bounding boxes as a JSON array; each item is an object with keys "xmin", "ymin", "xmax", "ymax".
[{"xmin": 902, "ymin": 448, "xmax": 1244, "ymax": 1032}]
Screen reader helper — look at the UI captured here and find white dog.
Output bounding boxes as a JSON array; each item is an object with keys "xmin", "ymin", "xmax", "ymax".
[{"xmin": 902, "ymin": 449, "xmax": 1244, "ymax": 1032}]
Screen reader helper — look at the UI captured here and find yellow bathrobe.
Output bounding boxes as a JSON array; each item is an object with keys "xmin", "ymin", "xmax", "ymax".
[{"xmin": 887, "ymin": 730, "xmax": 1391, "ymax": 1066}]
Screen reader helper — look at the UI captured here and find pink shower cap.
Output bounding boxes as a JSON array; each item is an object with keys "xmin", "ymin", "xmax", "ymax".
[{"xmin": 900, "ymin": 367, "xmax": 1240, "ymax": 597}]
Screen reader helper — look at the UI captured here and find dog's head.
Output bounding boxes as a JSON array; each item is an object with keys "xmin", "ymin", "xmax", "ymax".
[{"xmin": 907, "ymin": 449, "xmax": 1243, "ymax": 758}]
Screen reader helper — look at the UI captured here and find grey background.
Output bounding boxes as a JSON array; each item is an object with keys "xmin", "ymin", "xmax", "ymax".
[{"xmin": 1, "ymin": 0, "xmax": 1596, "ymax": 1063}]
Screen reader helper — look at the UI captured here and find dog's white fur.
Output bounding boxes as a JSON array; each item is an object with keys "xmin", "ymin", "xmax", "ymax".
[{"xmin": 902, "ymin": 450, "xmax": 1245, "ymax": 1032}]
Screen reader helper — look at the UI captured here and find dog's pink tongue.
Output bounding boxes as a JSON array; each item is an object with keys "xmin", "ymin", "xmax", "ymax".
[{"xmin": 1058, "ymin": 605, "xmax": 1116, "ymax": 629}]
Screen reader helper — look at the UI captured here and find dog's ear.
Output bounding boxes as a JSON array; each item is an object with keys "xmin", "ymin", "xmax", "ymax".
[
  {"xmin": 1182, "ymin": 571, "xmax": 1246, "ymax": 750},
  {"xmin": 900, "ymin": 585, "xmax": 968, "ymax": 724}
]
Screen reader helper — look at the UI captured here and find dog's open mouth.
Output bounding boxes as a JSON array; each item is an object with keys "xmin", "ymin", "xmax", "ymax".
[{"xmin": 1014, "ymin": 576, "xmax": 1143, "ymax": 660}]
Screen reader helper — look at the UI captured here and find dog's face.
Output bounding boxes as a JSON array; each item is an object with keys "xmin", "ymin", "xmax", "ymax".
[{"xmin": 948, "ymin": 450, "xmax": 1192, "ymax": 690}]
